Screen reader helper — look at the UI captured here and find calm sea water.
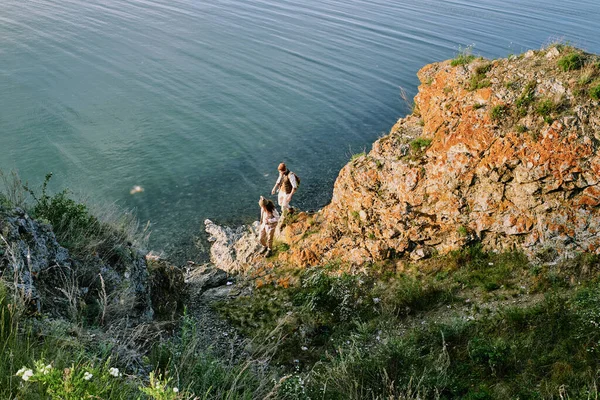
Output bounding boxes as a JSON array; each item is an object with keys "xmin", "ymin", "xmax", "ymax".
[{"xmin": 1, "ymin": 0, "xmax": 599, "ymax": 258}]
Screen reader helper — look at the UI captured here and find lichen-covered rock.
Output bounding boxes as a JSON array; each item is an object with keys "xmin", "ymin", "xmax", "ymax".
[{"xmin": 285, "ymin": 47, "xmax": 600, "ymax": 266}]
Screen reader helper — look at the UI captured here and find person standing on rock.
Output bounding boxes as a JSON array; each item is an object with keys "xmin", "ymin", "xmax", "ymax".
[
  {"xmin": 271, "ymin": 162, "xmax": 298, "ymax": 215},
  {"xmin": 258, "ymin": 196, "xmax": 280, "ymax": 256}
]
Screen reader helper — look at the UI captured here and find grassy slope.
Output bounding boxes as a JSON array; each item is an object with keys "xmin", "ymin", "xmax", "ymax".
[{"xmin": 218, "ymin": 246, "xmax": 600, "ymax": 399}]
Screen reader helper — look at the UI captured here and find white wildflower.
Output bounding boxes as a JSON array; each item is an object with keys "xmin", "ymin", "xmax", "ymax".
[
  {"xmin": 16, "ymin": 367, "xmax": 28, "ymax": 376},
  {"xmin": 39, "ymin": 364, "xmax": 52, "ymax": 375},
  {"xmin": 109, "ymin": 367, "xmax": 121, "ymax": 377},
  {"xmin": 301, "ymin": 346, "xmax": 308, "ymax": 351},
  {"xmin": 83, "ymin": 372, "xmax": 93, "ymax": 381},
  {"xmin": 21, "ymin": 369, "xmax": 34, "ymax": 381},
  {"xmin": 372, "ymin": 297, "xmax": 381, "ymax": 304},
  {"xmin": 173, "ymin": 387, "xmax": 179, "ymax": 393}
]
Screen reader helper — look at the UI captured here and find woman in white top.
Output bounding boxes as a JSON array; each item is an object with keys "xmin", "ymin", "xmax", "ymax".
[{"xmin": 258, "ymin": 196, "xmax": 280, "ymax": 256}]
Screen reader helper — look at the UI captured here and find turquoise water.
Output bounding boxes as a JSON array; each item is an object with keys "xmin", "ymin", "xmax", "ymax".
[{"xmin": 1, "ymin": 0, "xmax": 599, "ymax": 257}]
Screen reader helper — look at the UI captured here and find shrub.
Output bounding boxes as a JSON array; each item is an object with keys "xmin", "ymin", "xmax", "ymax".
[{"xmin": 558, "ymin": 53, "xmax": 584, "ymax": 71}]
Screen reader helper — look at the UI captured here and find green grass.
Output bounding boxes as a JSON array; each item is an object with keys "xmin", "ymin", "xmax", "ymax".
[
  {"xmin": 468, "ymin": 63, "xmax": 492, "ymax": 91},
  {"xmin": 536, "ymin": 98, "xmax": 558, "ymax": 116},
  {"xmin": 350, "ymin": 152, "xmax": 366, "ymax": 162},
  {"xmin": 215, "ymin": 245, "xmax": 600, "ymax": 399},
  {"xmin": 409, "ymin": 137, "xmax": 432, "ymax": 152},
  {"xmin": 515, "ymin": 124, "xmax": 528, "ymax": 133},
  {"xmin": 489, "ymin": 104, "xmax": 508, "ymax": 121},
  {"xmin": 0, "ymin": 282, "xmax": 141, "ymax": 399},
  {"xmin": 451, "ymin": 46, "xmax": 476, "ymax": 67},
  {"xmin": 148, "ymin": 312, "xmax": 273, "ymax": 400},
  {"xmin": 557, "ymin": 52, "xmax": 584, "ymax": 71},
  {"xmin": 515, "ymin": 81, "xmax": 536, "ymax": 116},
  {"xmin": 590, "ymin": 82, "xmax": 600, "ymax": 101}
]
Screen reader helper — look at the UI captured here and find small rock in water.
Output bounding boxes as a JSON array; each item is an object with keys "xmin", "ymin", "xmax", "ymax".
[{"xmin": 130, "ymin": 185, "xmax": 144, "ymax": 195}]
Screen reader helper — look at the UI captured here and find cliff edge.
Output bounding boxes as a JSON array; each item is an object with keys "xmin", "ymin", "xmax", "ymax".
[{"xmin": 281, "ymin": 45, "xmax": 600, "ymax": 268}]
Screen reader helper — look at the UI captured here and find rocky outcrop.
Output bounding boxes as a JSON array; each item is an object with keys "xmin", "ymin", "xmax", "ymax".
[
  {"xmin": 204, "ymin": 219, "xmax": 262, "ymax": 273},
  {"xmin": 0, "ymin": 207, "xmax": 153, "ymax": 321},
  {"xmin": 283, "ymin": 46, "xmax": 600, "ymax": 266}
]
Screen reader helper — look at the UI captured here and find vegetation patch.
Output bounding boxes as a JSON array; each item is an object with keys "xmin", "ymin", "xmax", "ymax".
[
  {"xmin": 515, "ymin": 124, "xmax": 528, "ymax": 133},
  {"xmin": 410, "ymin": 137, "xmax": 432, "ymax": 152},
  {"xmin": 535, "ymin": 98, "xmax": 562, "ymax": 124},
  {"xmin": 350, "ymin": 152, "xmax": 366, "ymax": 162},
  {"xmin": 590, "ymin": 81, "xmax": 600, "ymax": 101},
  {"xmin": 558, "ymin": 52, "xmax": 584, "ymax": 72},
  {"xmin": 489, "ymin": 104, "xmax": 509, "ymax": 122},
  {"xmin": 215, "ymin": 244, "xmax": 600, "ymax": 399},
  {"xmin": 468, "ymin": 63, "xmax": 492, "ymax": 91},
  {"xmin": 515, "ymin": 81, "xmax": 536, "ymax": 116},
  {"xmin": 451, "ymin": 46, "xmax": 476, "ymax": 67}
]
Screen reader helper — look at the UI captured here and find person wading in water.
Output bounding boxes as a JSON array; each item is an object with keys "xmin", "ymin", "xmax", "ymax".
[
  {"xmin": 258, "ymin": 196, "xmax": 280, "ymax": 256},
  {"xmin": 271, "ymin": 162, "xmax": 299, "ymax": 216}
]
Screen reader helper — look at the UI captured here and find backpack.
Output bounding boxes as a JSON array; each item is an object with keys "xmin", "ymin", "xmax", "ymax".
[{"xmin": 291, "ymin": 171, "xmax": 301, "ymax": 187}]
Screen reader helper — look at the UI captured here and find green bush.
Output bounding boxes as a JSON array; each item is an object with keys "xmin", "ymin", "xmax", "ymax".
[{"xmin": 558, "ymin": 53, "xmax": 584, "ymax": 71}]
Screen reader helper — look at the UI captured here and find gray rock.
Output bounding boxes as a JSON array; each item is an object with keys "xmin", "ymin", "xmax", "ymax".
[
  {"xmin": 198, "ymin": 267, "xmax": 229, "ymax": 291},
  {"xmin": 204, "ymin": 219, "xmax": 262, "ymax": 273},
  {"xmin": 0, "ymin": 208, "xmax": 153, "ymax": 321}
]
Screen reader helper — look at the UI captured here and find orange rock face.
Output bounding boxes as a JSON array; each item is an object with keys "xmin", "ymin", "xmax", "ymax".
[{"xmin": 285, "ymin": 47, "xmax": 600, "ymax": 266}]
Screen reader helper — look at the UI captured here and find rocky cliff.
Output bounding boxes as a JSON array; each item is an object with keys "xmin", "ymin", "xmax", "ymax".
[
  {"xmin": 280, "ymin": 46, "xmax": 600, "ymax": 267},
  {"xmin": 0, "ymin": 207, "xmax": 154, "ymax": 321}
]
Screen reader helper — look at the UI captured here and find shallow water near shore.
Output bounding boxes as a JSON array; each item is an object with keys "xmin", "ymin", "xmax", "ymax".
[{"xmin": 1, "ymin": 0, "xmax": 599, "ymax": 259}]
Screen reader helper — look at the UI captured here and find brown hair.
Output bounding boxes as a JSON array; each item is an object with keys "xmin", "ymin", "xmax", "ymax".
[
  {"xmin": 264, "ymin": 200, "xmax": 275, "ymax": 213},
  {"xmin": 259, "ymin": 196, "xmax": 276, "ymax": 213},
  {"xmin": 278, "ymin": 162, "xmax": 287, "ymax": 172}
]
